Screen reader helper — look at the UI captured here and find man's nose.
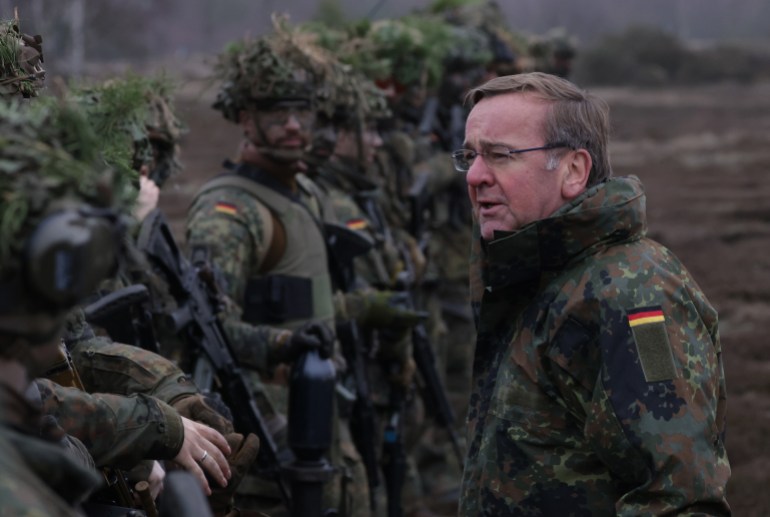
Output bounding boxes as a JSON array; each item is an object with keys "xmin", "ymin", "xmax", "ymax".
[
  {"xmin": 285, "ymin": 114, "xmax": 302, "ymax": 130},
  {"xmin": 465, "ymin": 156, "xmax": 493, "ymax": 187}
]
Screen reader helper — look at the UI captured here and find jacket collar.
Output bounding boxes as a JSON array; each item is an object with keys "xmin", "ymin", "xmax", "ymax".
[{"xmin": 482, "ymin": 176, "xmax": 647, "ymax": 292}]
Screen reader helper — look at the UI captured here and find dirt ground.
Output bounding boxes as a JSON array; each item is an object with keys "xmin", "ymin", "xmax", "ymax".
[{"xmin": 159, "ymin": 79, "xmax": 770, "ymax": 515}]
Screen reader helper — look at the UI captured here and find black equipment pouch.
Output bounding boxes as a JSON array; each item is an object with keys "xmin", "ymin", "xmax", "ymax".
[{"xmin": 243, "ymin": 274, "xmax": 313, "ymax": 324}]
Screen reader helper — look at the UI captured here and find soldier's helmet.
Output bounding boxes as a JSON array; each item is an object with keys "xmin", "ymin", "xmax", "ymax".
[
  {"xmin": 0, "ymin": 18, "xmax": 45, "ymax": 99},
  {"xmin": 0, "ymin": 100, "xmax": 127, "ymax": 346},
  {"xmin": 70, "ymin": 74, "xmax": 186, "ymax": 189},
  {"xmin": 212, "ymin": 20, "xmax": 318, "ymax": 124}
]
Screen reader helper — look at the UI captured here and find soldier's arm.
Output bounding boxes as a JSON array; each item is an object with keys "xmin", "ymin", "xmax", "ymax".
[
  {"xmin": 186, "ymin": 188, "xmax": 268, "ymax": 305},
  {"xmin": 68, "ymin": 335, "xmax": 200, "ymax": 405},
  {"xmin": 186, "ymin": 189, "xmax": 310, "ymax": 375},
  {"xmin": 35, "ymin": 378, "xmax": 184, "ymax": 469},
  {"xmin": 549, "ymin": 286, "xmax": 729, "ymax": 515}
]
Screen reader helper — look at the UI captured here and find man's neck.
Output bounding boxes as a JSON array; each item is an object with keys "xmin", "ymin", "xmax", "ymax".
[{"xmin": 239, "ymin": 146, "xmax": 301, "ymax": 192}]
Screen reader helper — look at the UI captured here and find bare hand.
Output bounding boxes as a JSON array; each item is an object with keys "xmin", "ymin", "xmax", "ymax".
[
  {"xmin": 147, "ymin": 460, "xmax": 165, "ymax": 500},
  {"xmin": 173, "ymin": 416, "xmax": 232, "ymax": 495},
  {"xmin": 133, "ymin": 174, "xmax": 160, "ymax": 222}
]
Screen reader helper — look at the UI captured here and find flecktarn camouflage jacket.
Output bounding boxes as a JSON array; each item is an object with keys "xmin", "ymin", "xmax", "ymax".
[{"xmin": 461, "ymin": 175, "xmax": 730, "ymax": 516}]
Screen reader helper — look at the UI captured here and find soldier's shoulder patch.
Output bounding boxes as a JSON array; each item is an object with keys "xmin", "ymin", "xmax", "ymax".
[
  {"xmin": 214, "ymin": 201, "xmax": 239, "ymax": 216},
  {"xmin": 346, "ymin": 218, "xmax": 367, "ymax": 231},
  {"xmin": 626, "ymin": 306, "xmax": 677, "ymax": 382}
]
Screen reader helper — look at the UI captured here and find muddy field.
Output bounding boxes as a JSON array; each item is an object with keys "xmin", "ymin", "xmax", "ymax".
[{"xmin": 159, "ymin": 79, "xmax": 770, "ymax": 516}]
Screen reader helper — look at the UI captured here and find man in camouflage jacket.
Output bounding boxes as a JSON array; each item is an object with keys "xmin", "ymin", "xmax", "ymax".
[{"xmin": 458, "ymin": 72, "xmax": 730, "ymax": 515}]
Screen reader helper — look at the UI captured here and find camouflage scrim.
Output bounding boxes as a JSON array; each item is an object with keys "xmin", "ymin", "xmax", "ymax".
[
  {"xmin": 212, "ymin": 16, "xmax": 322, "ymax": 123},
  {"xmin": 69, "ymin": 74, "xmax": 186, "ymax": 189},
  {"xmin": 0, "ymin": 100, "xmax": 121, "ymax": 272},
  {"xmin": 0, "ymin": 19, "xmax": 44, "ymax": 98},
  {"xmin": 461, "ymin": 176, "xmax": 730, "ymax": 515}
]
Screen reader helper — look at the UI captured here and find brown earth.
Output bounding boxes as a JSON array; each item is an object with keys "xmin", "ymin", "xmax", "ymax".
[{"xmin": 160, "ymin": 79, "xmax": 770, "ymax": 516}]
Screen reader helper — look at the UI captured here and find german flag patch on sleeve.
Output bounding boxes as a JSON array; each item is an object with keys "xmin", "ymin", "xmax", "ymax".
[
  {"xmin": 627, "ymin": 306, "xmax": 677, "ymax": 382},
  {"xmin": 346, "ymin": 218, "xmax": 367, "ymax": 231},
  {"xmin": 214, "ymin": 201, "xmax": 238, "ymax": 216}
]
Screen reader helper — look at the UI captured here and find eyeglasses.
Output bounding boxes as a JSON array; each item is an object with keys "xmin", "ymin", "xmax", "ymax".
[
  {"xmin": 451, "ymin": 143, "xmax": 569, "ymax": 172},
  {"xmin": 257, "ymin": 104, "xmax": 314, "ymax": 128}
]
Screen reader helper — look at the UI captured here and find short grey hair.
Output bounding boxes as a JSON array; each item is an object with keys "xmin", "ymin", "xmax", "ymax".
[{"xmin": 466, "ymin": 72, "xmax": 612, "ymax": 185}]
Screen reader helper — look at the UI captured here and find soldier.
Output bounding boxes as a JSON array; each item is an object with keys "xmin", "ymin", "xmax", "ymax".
[
  {"xmin": 186, "ymin": 32, "xmax": 358, "ymax": 515},
  {"xmin": 0, "ymin": 95, "xmax": 126, "ymax": 515},
  {"xmin": 65, "ymin": 74, "xmax": 290, "ymax": 516},
  {"xmin": 458, "ymin": 72, "xmax": 730, "ymax": 514}
]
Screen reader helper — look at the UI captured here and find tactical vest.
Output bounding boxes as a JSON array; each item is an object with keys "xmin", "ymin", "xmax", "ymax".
[{"xmin": 193, "ymin": 170, "xmax": 334, "ymax": 331}]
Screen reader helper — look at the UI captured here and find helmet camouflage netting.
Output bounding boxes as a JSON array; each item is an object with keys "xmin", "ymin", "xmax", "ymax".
[
  {"xmin": 212, "ymin": 15, "xmax": 322, "ymax": 123},
  {"xmin": 0, "ymin": 18, "xmax": 44, "ymax": 99},
  {"xmin": 0, "ymin": 100, "xmax": 125, "ymax": 271},
  {"xmin": 69, "ymin": 74, "xmax": 186, "ymax": 188}
]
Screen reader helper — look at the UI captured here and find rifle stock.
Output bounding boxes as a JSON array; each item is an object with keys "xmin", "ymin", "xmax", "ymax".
[{"xmin": 83, "ymin": 284, "xmax": 160, "ymax": 354}]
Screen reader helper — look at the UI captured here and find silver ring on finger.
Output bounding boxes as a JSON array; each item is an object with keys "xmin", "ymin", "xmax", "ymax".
[{"xmin": 198, "ymin": 450, "xmax": 208, "ymax": 463}]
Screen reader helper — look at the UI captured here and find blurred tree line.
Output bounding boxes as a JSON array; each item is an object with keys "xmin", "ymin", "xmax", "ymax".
[
  {"xmin": 3, "ymin": 0, "xmax": 770, "ymax": 86},
  {"xmin": 573, "ymin": 26, "xmax": 770, "ymax": 86}
]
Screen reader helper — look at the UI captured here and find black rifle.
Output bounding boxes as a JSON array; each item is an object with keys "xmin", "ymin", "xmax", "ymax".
[
  {"xmin": 324, "ymin": 222, "xmax": 381, "ymax": 512},
  {"xmin": 396, "ymin": 239, "xmax": 464, "ymax": 471},
  {"xmin": 406, "ymin": 171, "xmax": 432, "ymax": 243},
  {"xmin": 135, "ymin": 209, "xmax": 292, "ymax": 510},
  {"xmin": 83, "ymin": 284, "xmax": 160, "ymax": 354},
  {"xmin": 380, "ymin": 380, "xmax": 406, "ymax": 517},
  {"xmin": 411, "ymin": 323, "xmax": 464, "ymax": 468}
]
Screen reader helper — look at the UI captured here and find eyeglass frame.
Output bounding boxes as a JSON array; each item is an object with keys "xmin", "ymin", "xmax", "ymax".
[
  {"xmin": 252, "ymin": 101, "xmax": 315, "ymax": 129},
  {"xmin": 451, "ymin": 143, "xmax": 571, "ymax": 172}
]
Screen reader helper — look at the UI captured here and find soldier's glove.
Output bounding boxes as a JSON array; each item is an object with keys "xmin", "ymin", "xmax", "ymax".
[
  {"xmin": 171, "ymin": 393, "xmax": 235, "ymax": 435},
  {"xmin": 208, "ymin": 433, "xmax": 260, "ymax": 517},
  {"xmin": 344, "ymin": 289, "xmax": 426, "ymax": 330},
  {"xmin": 276, "ymin": 321, "xmax": 334, "ymax": 364}
]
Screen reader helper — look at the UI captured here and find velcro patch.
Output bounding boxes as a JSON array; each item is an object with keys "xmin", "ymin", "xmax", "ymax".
[{"xmin": 627, "ymin": 306, "xmax": 677, "ymax": 382}]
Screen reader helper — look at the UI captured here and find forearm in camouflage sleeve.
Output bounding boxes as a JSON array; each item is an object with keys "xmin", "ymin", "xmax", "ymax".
[
  {"xmin": 68, "ymin": 337, "xmax": 199, "ymax": 405},
  {"xmin": 221, "ymin": 316, "xmax": 292, "ymax": 372},
  {"xmin": 35, "ymin": 379, "xmax": 184, "ymax": 469}
]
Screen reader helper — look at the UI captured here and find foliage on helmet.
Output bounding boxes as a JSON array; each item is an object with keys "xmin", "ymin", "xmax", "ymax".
[
  {"xmin": 269, "ymin": 14, "xmax": 348, "ymax": 121},
  {"xmin": 443, "ymin": 24, "xmax": 494, "ymax": 71},
  {"xmin": 427, "ymin": 0, "xmax": 483, "ymax": 15},
  {"xmin": 69, "ymin": 74, "xmax": 185, "ymax": 189},
  {"xmin": 308, "ymin": 16, "xmax": 454, "ymax": 91},
  {"xmin": 0, "ymin": 100, "xmax": 121, "ymax": 269},
  {"xmin": 0, "ymin": 18, "xmax": 44, "ymax": 98},
  {"xmin": 212, "ymin": 16, "xmax": 319, "ymax": 123}
]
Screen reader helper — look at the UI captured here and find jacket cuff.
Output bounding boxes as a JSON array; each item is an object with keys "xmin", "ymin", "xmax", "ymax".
[{"xmin": 147, "ymin": 399, "xmax": 185, "ymax": 459}]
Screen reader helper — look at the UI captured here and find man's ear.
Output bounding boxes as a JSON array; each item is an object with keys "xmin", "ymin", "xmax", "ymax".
[{"xmin": 561, "ymin": 148, "xmax": 592, "ymax": 200}]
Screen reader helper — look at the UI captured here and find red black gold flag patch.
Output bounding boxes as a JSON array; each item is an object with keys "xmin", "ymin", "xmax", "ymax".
[
  {"xmin": 214, "ymin": 202, "xmax": 238, "ymax": 216},
  {"xmin": 346, "ymin": 218, "xmax": 367, "ymax": 230},
  {"xmin": 627, "ymin": 306, "xmax": 677, "ymax": 382},
  {"xmin": 628, "ymin": 308, "xmax": 665, "ymax": 327}
]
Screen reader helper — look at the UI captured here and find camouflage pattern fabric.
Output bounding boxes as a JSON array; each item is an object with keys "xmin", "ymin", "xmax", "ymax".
[
  {"xmin": 36, "ymin": 378, "xmax": 184, "ymax": 469},
  {"xmin": 461, "ymin": 176, "xmax": 730, "ymax": 515},
  {"xmin": 0, "ymin": 384, "xmax": 101, "ymax": 516},
  {"xmin": 188, "ymin": 165, "xmax": 367, "ymax": 514},
  {"xmin": 63, "ymin": 308, "xmax": 200, "ymax": 405},
  {"xmin": 313, "ymin": 159, "xmax": 424, "ymax": 516},
  {"xmin": 186, "ymin": 170, "xmax": 320, "ymax": 369}
]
